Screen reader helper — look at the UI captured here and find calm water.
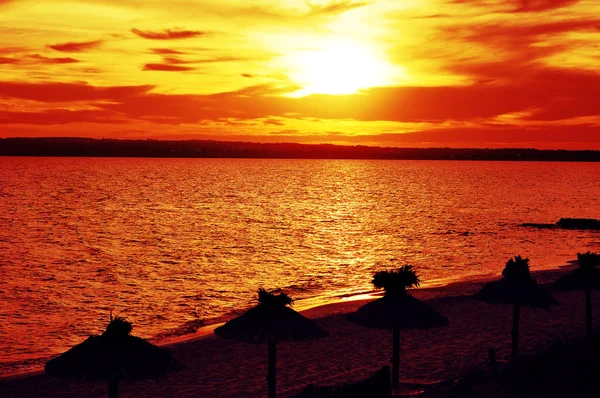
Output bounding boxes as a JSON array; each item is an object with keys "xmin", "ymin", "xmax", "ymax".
[{"xmin": 0, "ymin": 157, "xmax": 599, "ymax": 374}]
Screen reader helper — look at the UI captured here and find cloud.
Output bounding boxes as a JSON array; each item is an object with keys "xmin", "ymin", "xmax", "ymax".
[
  {"xmin": 80, "ymin": 67, "xmax": 103, "ymax": 74},
  {"xmin": 450, "ymin": 0, "xmax": 580, "ymax": 13},
  {"xmin": 0, "ymin": 47, "xmax": 27, "ymax": 54},
  {"xmin": 263, "ymin": 118, "xmax": 285, "ymax": 126},
  {"xmin": 509, "ymin": 0, "xmax": 580, "ymax": 12},
  {"xmin": 194, "ymin": 56, "xmax": 258, "ymax": 63},
  {"xmin": 0, "ymin": 109, "xmax": 123, "ymax": 124},
  {"xmin": 241, "ymin": 73, "xmax": 253, "ymax": 78},
  {"xmin": 150, "ymin": 48, "xmax": 187, "ymax": 55},
  {"xmin": 306, "ymin": 0, "xmax": 369, "ymax": 15},
  {"xmin": 1, "ymin": 66, "xmax": 598, "ymax": 129},
  {"xmin": 0, "ymin": 81, "xmax": 153, "ymax": 102},
  {"xmin": 243, "ymin": 125, "xmax": 600, "ymax": 148},
  {"xmin": 368, "ymin": 124, "xmax": 600, "ymax": 147},
  {"xmin": 48, "ymin": 40, "xmax": 103, "ymax": 52},
  {"xmin": 440, "ymin": 18, "xmax": 600, "ymax": 80},
  {"xmin": 28, "ymin": 54, "xmax": 79, "ymax": 64},
  {"xmin": 0, "ymin": 52, "xmax": 81, "ymax": 66},
  {"xmin": 150, "ymin": 54, "xmax": 271, "ymax": 68},
  {"xmin": 131, "ymin": 28, "xmax": 207, "ymax": 40},
  {"xmin": 446, "ymin": 19, "xmax": 600, "ymax": 44},
  {"xmin": 149, "ymin": 68, "xmax": 598, "ymax": 123},
  {"xmin": 194, "ymin": 0, "xmax": 370, "ymax": 26},
  {"xmin": 0, "ymin": 56, "xmax": 19, "ymax": 64},
  {"xmin": 161, "ymin": 56, "xmax": 189, "ymax": 65},
  {"xmin": 270, "ymin": 129, "xmax": 300, "ymax": 135},
  {"xmin": 143, "ymin": 63, "xmax": 195, "ymax": 72},
  {"xmin": 146, "ymin": 52, "xmax": 258, "ymax": 70}
]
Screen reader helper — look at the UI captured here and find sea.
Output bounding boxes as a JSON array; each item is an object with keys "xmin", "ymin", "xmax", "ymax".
[{"xmin": 0, "ymin": 157, "xmax": 598, "ymax": 375}]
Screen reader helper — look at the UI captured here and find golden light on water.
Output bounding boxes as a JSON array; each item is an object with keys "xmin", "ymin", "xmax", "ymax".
[{"xmin": 286, "ymin": 38, "xmax": 401, "ymax": 96}]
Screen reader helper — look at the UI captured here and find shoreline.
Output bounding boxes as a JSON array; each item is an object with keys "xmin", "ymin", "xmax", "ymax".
[
  {"xmin": 0, "ymin": 261, "xmax": 576, "ymax": 382},
  {"xmin": 3, "ymin": 139, "xmax": 600, "ymax": 161}
]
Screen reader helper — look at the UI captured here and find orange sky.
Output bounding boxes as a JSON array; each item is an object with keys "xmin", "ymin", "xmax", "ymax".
[{"xmin": 0, "ymin": 0, "xmax": 598, "ymax": 148}]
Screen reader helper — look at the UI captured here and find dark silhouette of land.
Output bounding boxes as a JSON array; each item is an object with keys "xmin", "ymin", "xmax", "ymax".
[
  {"xmin": 523, "ymin": 218, "xmax": 600, "ymax": 231},
  {"xmin": 1, "ymin": 138, "xmax": 600, "ymax": 161}
]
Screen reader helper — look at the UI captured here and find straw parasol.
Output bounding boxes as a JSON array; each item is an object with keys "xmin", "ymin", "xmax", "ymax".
[
  {"xmin": 348, "ymin": 265, "xmax": 449, "ymax": 385},
  {"xmin": 214, "ymin": 288, "xmax": 329, "ymax": 398},
  {"xmin": 554, "ymin": 252, "xmax": 600, "ymax": 337},
  {"xmin": 45, "ymin": 315, "xmax": 184, "ymax": 398},
  {"xmin": 473, "ymin": 255, "xmax": 559, "ymax": 357}
]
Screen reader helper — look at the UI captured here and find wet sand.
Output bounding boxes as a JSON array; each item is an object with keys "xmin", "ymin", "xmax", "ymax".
[{"xmin": 2, "ymin": 264, "xmax": 596, "ymax": 398}]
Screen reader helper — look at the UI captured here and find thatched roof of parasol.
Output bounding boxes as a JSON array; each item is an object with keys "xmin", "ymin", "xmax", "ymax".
[
  {"xmin": 474, "ymin": 256, "xmax": 559, "ymax": 309},
  {"xmin": 214, "ymin": 289, "xmax": 329, "ymax": 344},
  {"xmin": 555, "ymin": 252, "xmax": 600, "ymax": 291},
  {"xmin": 348, "ymin": 266, "xmax": 449, "ymax": 330},
  {"xmin": 45, "ymin": 316, "xmax": 184, "ymax": 382},
  {"xmin": 348, "ymin": 293, "xmax": 449, "ymax": 330}
]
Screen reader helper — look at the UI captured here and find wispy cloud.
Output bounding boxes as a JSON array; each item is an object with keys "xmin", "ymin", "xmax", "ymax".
[
  {"xmin": 0, "ymin": 56, "xmax": 19, "ymax": 64},
  {"xmin": 143, "ymin": 63, "xmax": 195, "ymax": 72},
  {"xmin": 150, "ymin": 48, "xmax": 187, "ymax": 55},
  {"xmin": 441, "ymin": 18, "xmax": 600, "ymax": 79},
  {"xmin": 145, "ymin": 53, "xmax": 268, "ymax": 71},
  {"xmin": 48, "ymin": 40, "xmax": 103, "ymax": 52},
  {"xmin": 0, "ymin": 81, "xmax": 153, "ymax": 102},
  {"xmin": 0, "ymin": 47, "xmax": 27, "ymax": 54},
  {"xmin": 132, "ymin": 28, "xmax": 207, "ymax": 40},
  {"xmin": 0, "ymin": 52, "xmax": 83, "ymax": 66},
  {"xmin": 450, "ymin": 0, "xmax": 580, "ymax": 13},
  {"xmin": 510, "ymin": 0, "xmax": 580, "ymax": 13},
  {"xmin": 194, "ymin": 56, "xmax": 261, "ymax": 64},
  {"xmin": 28, "ymin": 54, "xmax": 79, "ymax": 64},
  {"xmin": 161, "ymin": 56, "xmax": 189, "ymax": 65},
  {"xmin": 0, "ymin": 109, "xmax": 122, "ymax": 124},
  {"xmin": 306, "ymin": 0, "xmax": 369, "ymax": 15}
]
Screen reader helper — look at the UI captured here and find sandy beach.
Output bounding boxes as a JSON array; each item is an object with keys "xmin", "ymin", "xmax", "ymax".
[{"xmin": 1, "ymin": 264, "xmax": 597, "ymax": 398}]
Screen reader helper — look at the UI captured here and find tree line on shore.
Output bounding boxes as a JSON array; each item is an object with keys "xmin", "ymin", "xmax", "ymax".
[{"xmin": 1, "ymin": 137, "xmax": 600, "ymax": 161}]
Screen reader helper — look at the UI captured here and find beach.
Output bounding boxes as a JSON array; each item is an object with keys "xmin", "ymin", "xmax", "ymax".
[{"xmin": 2, "ymin": 264, "xmax": 597, "ymax": 397}]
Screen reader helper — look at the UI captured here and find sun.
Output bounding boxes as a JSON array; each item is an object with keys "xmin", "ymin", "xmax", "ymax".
[{"xmin": 286, "ymin": 38, "xmax": 399, "ymax": 97}]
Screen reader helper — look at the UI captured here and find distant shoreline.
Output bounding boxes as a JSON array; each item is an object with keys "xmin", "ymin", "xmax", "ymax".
[{"xmin": 1, "ymin": 138, "xmax": 600, "ymax": 161}]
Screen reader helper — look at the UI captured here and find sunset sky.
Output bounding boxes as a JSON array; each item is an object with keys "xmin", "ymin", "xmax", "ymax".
[{"xmin": 0, "ymin": 0, "xmax": 598, "ymax": 148}]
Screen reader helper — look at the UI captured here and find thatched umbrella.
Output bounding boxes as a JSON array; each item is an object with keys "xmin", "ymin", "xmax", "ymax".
[
  {"xmin": 45, "ymin": 316, "xmax": 184, "ymax": 398},
  {"xmin": 473, "ymin": 255, "xmax": 559, "ymax": 357},
  {"xmin": 214, "ymin": 288, "xmax": 329, "ymax": 398},
  {"xmin": 554, "ymin": 252, "xmax": 600, "ymax": 337},
  {"xmin": 347, "ymin": 265, "xmax": 449, "ymax": 385}
]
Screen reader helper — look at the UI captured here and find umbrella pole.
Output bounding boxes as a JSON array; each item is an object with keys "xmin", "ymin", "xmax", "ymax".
[
  {"xmin": 392, "ymin": 327, "xmax": 400, "ymax": 385},
  {"xmin": 108, "ymin": 376, "xmax": 118, "ymax": 398},
  {"xmin": 511, "ymin": 304, "xmax": 520, "ymax": 358},
  {"xmin": 268, "ymin": 336, "xmax": 276, "ymax": 398},
  {"xmin": 586, "ymin": 288, "xmax": 593, "ymax": 337}
]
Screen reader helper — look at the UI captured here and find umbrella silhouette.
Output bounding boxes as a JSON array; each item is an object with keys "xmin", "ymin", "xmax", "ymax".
[
  {"xmin": 348, "ymin": 265, "xmax": 449, "ymax": 385},
  {"xmin": 214, "ymin": 288, "xmax": 329, "ymax": 398},
  {"xmin": 554, "ymin": 252, "xmax": 600, "ymax": 337},
  {"xmin": 45, "ymin": 315, "xmax": 184, "ymax": 398},
  {"xmin": 473, "ymin": 255, "xmax": 559, "ymax": 357}
]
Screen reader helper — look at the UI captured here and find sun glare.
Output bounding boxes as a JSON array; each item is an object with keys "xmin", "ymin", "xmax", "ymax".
[{"xmin": 287, "ymin": 38, "xmax": 399, "ymax": 97}]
